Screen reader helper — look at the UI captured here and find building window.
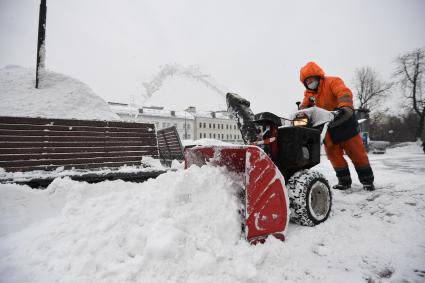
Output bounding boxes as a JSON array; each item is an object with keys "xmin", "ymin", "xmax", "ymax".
[
  {"xmin": 200, "ymin": 133, "xmax": 202, "ymax": 138},
  {"xmin": 209, "ymin": 133, "xmax": 212, "ymax": 138},
  {"xmin": 221, "ymin": 134, "xmax": 224, "ymax": 139},
  {"xmin": 204, "ymin": 133, "xmax": 206, "ymax": 138},
  {"xmin": 187, "ymin": 134, "xmax": 191, "ymax": 139},
  {"xmin": 199, "ymin": 122, "xmax": 202, "ymax": 128},
  {"xmin": 209, "ymin": 123, "xmax": 211, "ymax": 128},
  {"xmin": 213, "ymin": 133, "xmax": 216, "ymax": 138},
  {"xmin": 234, "ymin": 125, "xmax": 236, "ymax": 130},
  {"xmin": 226, "ymin": 124, "xmax": 228, "ymax": 130},
  {"xmin": 203, "ymin": 123, "xmax": 206, "ymax": 128},
  {"xmin": 213, "ymin": 124, "xmax": 215, "ymax": 129}
]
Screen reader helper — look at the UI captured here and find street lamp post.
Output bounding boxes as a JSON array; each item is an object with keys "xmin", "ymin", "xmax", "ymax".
[{"xmin": 36, "ymin": 0, "xmax": 47, "ymax": 89}]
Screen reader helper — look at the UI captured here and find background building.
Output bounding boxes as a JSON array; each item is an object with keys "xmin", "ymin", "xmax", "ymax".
[
  {"xmin": 189, "ymin": 108, "xmax": 243, "ymax": 143},
  {"xmin": 108, "ymin": 103, "xmax": 243, "ymax": 143}
]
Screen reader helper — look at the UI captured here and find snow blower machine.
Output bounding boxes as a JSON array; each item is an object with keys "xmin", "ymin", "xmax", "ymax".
[{"xmin": 184, "ymin": 93, "xmax": 332, "ymax": 243}]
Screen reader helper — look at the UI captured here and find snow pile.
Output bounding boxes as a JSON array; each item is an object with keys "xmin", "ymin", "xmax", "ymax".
[
  {"xmin": 0, "ymin": 165, "xmax": 255, "ymax": 283},
  {"xmin": 140, "ymin": 156, "xmax": 165, "ymax": 169},
  {"xmin": 1, "ymin": 147, "xmax": 425, "ymax": 282},
  {"xmin": 182, "ymin": 138, "xmax": 235, "ymax": 147},
  {"xmin": 387, "ymin": 141, "xmax": 424, "ymax": 154},
  {"xmin": 0, "ymin": 65, "xmax": 120, "ymax": 121},
  {"xmin": 0, "ymin": 162, "xmax": 165, "ymax": 183}
]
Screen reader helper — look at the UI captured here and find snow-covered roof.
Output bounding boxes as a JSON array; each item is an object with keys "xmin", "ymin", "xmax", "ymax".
[
  {"xmin": 192, "ymin": 110, "xmax": 234, "ymax": 120},
  {"xmin": 108, "ymin": 103, "xmax": 139, "ymax": 115},
  {"xmin": 108, "ymin": 102, "xmax": 235, "ymax": 121},
  {"xmin": 0, "ymin": 65, "xmax": 121, "ymax": 121},
  {"xmin": 141, "ymin": 107, "xmax": 194, "ymax": 120},
  {"xmin": 108, "ymin": 102, "xmax": 195, "ymax": 119}
]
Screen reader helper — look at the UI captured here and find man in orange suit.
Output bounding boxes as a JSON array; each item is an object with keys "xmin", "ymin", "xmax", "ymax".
[{"xmin": 299, "ymin": 61, "xmax": 375, "ymax": 191}]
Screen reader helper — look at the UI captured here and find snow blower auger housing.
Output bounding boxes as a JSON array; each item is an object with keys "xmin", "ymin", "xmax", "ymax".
[{"xmin": 184, "ymin": 93, "xmax": 332, "ymax": 243}]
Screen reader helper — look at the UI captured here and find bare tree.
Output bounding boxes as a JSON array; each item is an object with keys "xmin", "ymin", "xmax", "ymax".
[
  {"xmin": 394, "ymin": 48, "xmax": 425, "ymax": 139},
  {"xmin": 353, "ymin": 66, "xmax": 392, "ymax": 112}
]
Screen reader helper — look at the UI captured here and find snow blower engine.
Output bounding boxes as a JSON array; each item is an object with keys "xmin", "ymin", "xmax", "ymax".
[{"xmin": 185, "ymin": 93, "xmax": 332, "ymax": 243}]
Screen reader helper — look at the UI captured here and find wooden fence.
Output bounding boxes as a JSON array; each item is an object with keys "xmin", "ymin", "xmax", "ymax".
[
  {"xmin": 157, "ymin": 126, "xmax": 184, "ymax": 164},
  {"xmin": 0, "ymin": 116, "xmax": 159, "ymax": 172}
]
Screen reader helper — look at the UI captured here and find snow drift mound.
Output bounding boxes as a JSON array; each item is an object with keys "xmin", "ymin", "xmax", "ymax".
[
  {"xmin": 387, "ymin": 141, "xmax": 424, "ymax": 154},
  {"xmin": 0, "ymin": 165, "xmax": 258, "ymax": 283},
  {"xmin": 0, "ymin": 65, "xmax": 120, "ymax": 121},
  {"xmin": 182, "ymin": 138, "xmax": 235, "ymax": 147}
]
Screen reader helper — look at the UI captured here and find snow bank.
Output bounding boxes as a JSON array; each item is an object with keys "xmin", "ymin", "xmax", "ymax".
[
  {"xmin": 0, "ymin": 65, "xmax": 120, "ymax": 121},
  {"xmin": 387, "ymin": 141, "xmax": 424, "ymax": 154},
  {"xmin": 1, "ymin": 147, "xmax": 425, "ymax": 282},
  {"xmin": 0, "ymin": 161, "xmax": 165, "ymax": 183},
  {"xmin": 0, "ymin": 165, "xmax": 256, "ymax": 283},
  {"xmin": 182, "ymin": 138, "xmax": 236, "ymax": 147}
]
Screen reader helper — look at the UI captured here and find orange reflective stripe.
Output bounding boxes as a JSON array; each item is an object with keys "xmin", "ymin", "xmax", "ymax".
[{"xmin": 338, "ymin": 94, "xmax": 352, "ymax": 103}]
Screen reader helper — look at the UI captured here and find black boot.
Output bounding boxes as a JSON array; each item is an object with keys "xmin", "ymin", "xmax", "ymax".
[
  {"xmin": 332, "ymin": 182, "xmax": 351, "ymax": 190},
  {"xmin": 363, "ymin": 183, "xmax": 375, "ymax": 191},
  {"xmin": 333, "ymin": 167, "xmax": 351, "ymax": 190},
  {"xmin": 355, "ymin": 165, "xmax": 375, "ymax": 191}
]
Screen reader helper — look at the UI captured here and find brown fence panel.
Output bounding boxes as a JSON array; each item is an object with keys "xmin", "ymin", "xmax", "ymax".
[
  {"xmin": 157, "ymin": 126, "xmax": 184, "ymax": 164},
  {"xmin": 0, "ymin": 116, "xmax": 160, "ymax": 172}
]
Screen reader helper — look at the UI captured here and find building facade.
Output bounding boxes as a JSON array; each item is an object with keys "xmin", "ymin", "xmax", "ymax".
[
  {"xmin": 108, "ymin": 103, "xmax": 243, "ymax": 143},
  {"xmin": 191, "ymin": 110, "xmax": 243, "ymax": 143},
  {"xmin": 108, "ymin": 102, "xmax": 195, "ymax": 140}
]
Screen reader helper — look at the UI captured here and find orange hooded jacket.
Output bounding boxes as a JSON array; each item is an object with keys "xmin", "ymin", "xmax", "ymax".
[{"xmin": 299, "ymin": 62, "xmax": 353, "ymax": 111}]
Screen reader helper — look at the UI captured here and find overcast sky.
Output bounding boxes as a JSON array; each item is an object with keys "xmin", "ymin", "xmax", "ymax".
[{"xmin": 1, "ymin": 0, "xmax": 424, "ymax": 116}]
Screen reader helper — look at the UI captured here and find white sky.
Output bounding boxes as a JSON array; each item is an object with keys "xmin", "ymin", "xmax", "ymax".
[{"xmin": 1, "ymin": 0, "xmax": 424, "ymax": 116}]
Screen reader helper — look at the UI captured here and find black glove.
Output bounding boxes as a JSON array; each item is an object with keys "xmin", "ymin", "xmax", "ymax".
[{"xmin": 329, "ymin": 107, "xmax": 354, "ymax": 128}]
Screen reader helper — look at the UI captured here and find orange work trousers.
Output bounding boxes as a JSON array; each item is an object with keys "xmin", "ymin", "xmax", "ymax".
[{"xmin": 324, "ymin": 133, "xmax": 370, "ymax": 169}]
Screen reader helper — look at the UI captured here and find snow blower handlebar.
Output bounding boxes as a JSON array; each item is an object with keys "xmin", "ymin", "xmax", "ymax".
[{"xmin": 291, "ymin": 107, "xmax": 337, "ymax": 145}]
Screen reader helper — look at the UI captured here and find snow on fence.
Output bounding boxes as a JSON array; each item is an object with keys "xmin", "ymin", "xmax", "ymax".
[{"xmin": 0, "ymin": 116, "xmax": 159, "ymax": 172}]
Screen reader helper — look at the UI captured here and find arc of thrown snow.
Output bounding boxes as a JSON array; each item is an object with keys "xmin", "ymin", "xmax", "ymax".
[{"xmin": 141, "ymin": 64, "xmax": 227, "ymax": 104}]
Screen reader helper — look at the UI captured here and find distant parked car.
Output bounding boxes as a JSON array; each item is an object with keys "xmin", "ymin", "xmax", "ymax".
[{"xmin": 370, "ymin": 141, "xmax": 390, "ymax": 154}]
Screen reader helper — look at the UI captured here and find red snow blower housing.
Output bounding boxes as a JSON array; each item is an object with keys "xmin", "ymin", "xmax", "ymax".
[{"xmin": 185, "ymin": 93, "xmax": 332, "ymax": 243}]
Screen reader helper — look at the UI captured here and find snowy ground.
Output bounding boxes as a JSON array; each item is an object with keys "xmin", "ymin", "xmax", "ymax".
[{"xmin": 0, "ymin": 143, "xmax": 424, "ymax": 283}]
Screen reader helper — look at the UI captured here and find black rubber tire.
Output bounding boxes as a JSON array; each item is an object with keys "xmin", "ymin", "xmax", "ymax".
[{"xmin": 287, "ymin": 169, "xmax": 332, "ymax": 226}]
